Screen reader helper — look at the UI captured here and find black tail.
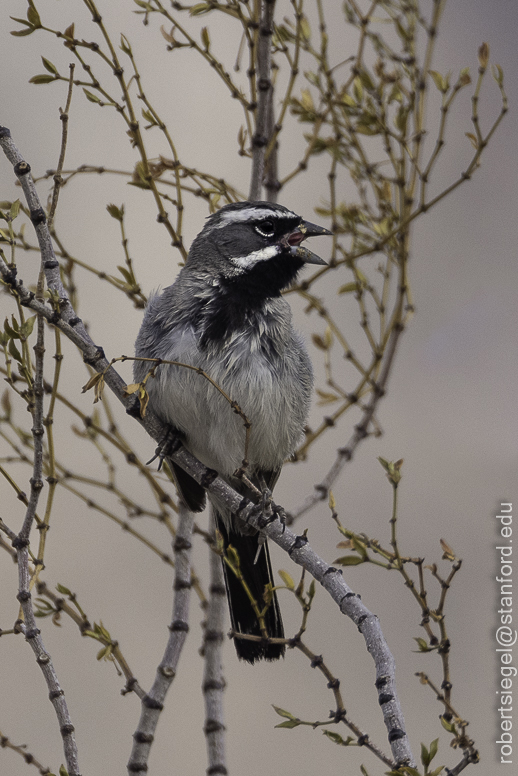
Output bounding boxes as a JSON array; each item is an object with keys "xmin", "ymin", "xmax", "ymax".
[{"xmin": 216, "ymin": 515, "xmax": 285, "ymax": 664}]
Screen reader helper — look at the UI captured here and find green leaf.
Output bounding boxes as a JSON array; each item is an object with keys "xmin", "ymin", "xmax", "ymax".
[
  {"xmin": 142, "ymin": 108, "xmax": 158, "ymax": 126},
  {"xmin": 56, "ymin": 583, "xmax": 72, "ymax": 596},
  {"xmin": 10, "ymin": 16, "xmax": 33, "ymax": 28},
  {"xmin": 324, "ymin": 730, "xmax": 343, "ymax": 744},
  {"xmin": 340, "ymin": 92, "xmax": 356, "ymax": 108},
  {"xmin": 358, "ymin": 68, "xmax": 375, "ymax": 91},
  {"xmin": 387, "ymin": 84, "xmax": 402, "ymax": 104},
  {"xmin": 27, "ymin": 5, "xmax": 42, "ymax": 29},
  {"xmin": 278, "ymin": 570, "xmax": 295, "ymax": 589},
  {"xmin": 226, "ymin": 545, "xmax": 240, "ymax": 569},
  {"xmin": 11, "ymin": 26, "xmax": 36, "ymax": 37},
  {"xmin": 275, "ymin": 719, "xmax": 301, "ymax": 729},
  {"xmin": 272, "ymin": 705, "xmax": 296, "ymax": 720},
  {"xmin": 59, "ymin": 765, "xmax": 69, "ymax": 776},
  {"xmin": 421, "ymin": 742, "xmax": 430, "ymax": 767},
  {"xmin": 42, "ymin": 57, "xmax": 58, "ymax": 75},
  {"xmin": 300, "ymin": 15, "xmax": 311, "ymax": 42},
  {"xmin": 353, "ymin": 76, "xmax": 363, "ymax": 103},
  {"xmin": 440, "ymin": 715, "xmax": 455, "ymax": 733},
  {"xmin": 116, "ymin": 266, "xmax": 133, "ymax": 284},
  {"xmin": 4, "ymin": 318, "xmax": 20, "ymax": 338},
  {"xmin": 96, "ymin": 646, "xmax": 110, "ymax": 661},
  {"xmin": 120, "ymin": 34, "xmax": 132, "ymax": 55},
  {"xmin": 29, "ymin": 74, "xmax": 56, "ymax": 84},
  {"xmin": 395, "ymin": 105, "xmax": 409, "ymax": 133},
  {"xmin": 201, "ymin": 26, "xmax": 210, "ymax": 51},
  {"xmin": 429, "ymin": 737, "xmax": 439, "ymax": 762},
  {"xmin": 190, "ymin": 3, "xmax": 211, "ymax": 15},
  {"xmin": 8, "ymin": 338, "xmax": 23, "ymax": 363},
  {"xmin": 305, "ymin": 71, "xmax": 320, "ymax": 88},
  {"xmin": 429, "ymin": 70, "xmax": 446, "ymax": 92},
  {"xmin": 106, "ymin": 203, "xmax": 124, "ymax": 221},
  {"xmin": 334, "ymin": 555, "xmax": 365, "ymax": 566},
  {"xmin": 9, "ymin": 200, "xmax": 21, "ymax": 220},
  {"xmin": 338, "ymin": 282, "xmax": 359, "ymax": 294},
  {"xmin": 355, "ymin": 123, "xmax": 379, "ymax": 136},
  {"xmin": 20, "ymin": 316, "xmax": 36, "ymax": 340},
  {"xmin": 429, "ymin": 766, "xmax": 445, "ymax": 776},
  {"xmin": 351, "ymin": 536, "xmax": 368, "ymax": 559},
  {"xmin": 458, "ymin": 66, "xmax": 471, "ymax": 87},
  {"xmin": 83, "ymin": 88, "xmax": 102, "ymax": 104},
  {"xmin": 491, "ymin": 63, "xmax": 504, "ymax": 88},
  {"xmin": 316, "ymin": 389, "xmax": 339, "ymax": 406}
]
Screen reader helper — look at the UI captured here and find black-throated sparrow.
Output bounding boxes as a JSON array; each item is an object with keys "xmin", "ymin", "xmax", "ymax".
[{"xmin": 135, "ymin": 201, "xmax": 330, "ymax": 662}]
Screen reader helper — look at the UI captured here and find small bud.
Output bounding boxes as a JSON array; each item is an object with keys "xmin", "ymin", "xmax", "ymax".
[{"xmin": 478, "ymin": 42, "xmax": 489, "ymax": 69}]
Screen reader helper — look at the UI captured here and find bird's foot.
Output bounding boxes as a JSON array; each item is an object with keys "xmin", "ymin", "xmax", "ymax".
[
  {"xmin": 249, "ymin": 485, "xmax": 286, "ymax": 531},
  {"xmin": 146, "ymin": 425, "xmax": 182, "ymax": 469}
]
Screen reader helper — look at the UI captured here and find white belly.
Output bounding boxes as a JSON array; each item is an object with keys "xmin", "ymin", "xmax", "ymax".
[{"xmin": 148, "ymin": 327, "xmax": 308, "ymax": 478}]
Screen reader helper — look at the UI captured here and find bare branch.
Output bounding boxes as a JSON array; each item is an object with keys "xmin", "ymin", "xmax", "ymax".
[
  {"xmin": 127, "ymin": 503, "xmax": 194, "ymax": 774},
  {"xmin": 249, "ymin": 0, "xmax": 276, "ymax": 200},
  {"xmin": 12, "ymin": 293, "xmax": 81, "ymax": 774},
  {"xmin": 47, "ymin": 63, "xmax": 75, "ymax": 232},
  {"xmin": 202, "ymin": 514, "xmax": 227, "ymax": 775}
]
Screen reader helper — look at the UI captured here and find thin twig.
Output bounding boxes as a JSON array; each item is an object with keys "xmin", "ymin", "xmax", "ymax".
[
  {"xmin": 0, "ymin": 730, "xmax": 51, "ymax": 775},
  {"xmin": 48, "ymin": 63, "xmax": 75, "ymax": 232}
]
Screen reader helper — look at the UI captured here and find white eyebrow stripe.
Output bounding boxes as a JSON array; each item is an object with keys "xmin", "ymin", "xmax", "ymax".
[
  {"xmin": 229, "ymin": 245, "xmax": 279, "ymax": 268},
  {"xmin": 217, "ymin": 207, "xmax": 299, "ymax": 226}
]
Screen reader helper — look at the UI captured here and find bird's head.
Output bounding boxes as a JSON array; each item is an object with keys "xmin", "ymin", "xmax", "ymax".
[{"xmin": 187, "ymin": 201, "xmax": 331, "ymax": 293}]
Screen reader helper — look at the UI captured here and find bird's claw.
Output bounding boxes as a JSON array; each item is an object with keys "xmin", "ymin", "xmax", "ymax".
[
  {"xmin": 249, "ymin": 486, "xmax": 286, "ymax": 530},
  {"xmin": 146, "ymin": 426, "xmax": 181, "ymax": 469}
]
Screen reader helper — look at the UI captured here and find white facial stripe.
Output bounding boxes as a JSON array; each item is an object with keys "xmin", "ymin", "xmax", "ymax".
[
  {"xmin": 229, "ymin": 245, "xmax": 279, "ymax": 269},
  {"xmin": 217, "ymin": 207, "xmax": 298, "ymax": 227}
]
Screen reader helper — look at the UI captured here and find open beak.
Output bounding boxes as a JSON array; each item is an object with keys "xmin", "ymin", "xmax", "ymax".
[{"xmin": 283, "ymin": 219, "xmax": 332, "ymax": 265}]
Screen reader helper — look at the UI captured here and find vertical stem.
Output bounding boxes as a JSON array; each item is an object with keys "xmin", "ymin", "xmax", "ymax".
[
  {"xmin": 13, "ymin": 296, "xmax": 81, "ymax": 775},
  {"xmin": 127, "ymin": 504, "xmax": 194, "ymax": 774},
  {"xmin": 202, "ymin": 514, "xmax": 227, "ymax": 774},
  {"xmin": 249, "ymin": 0, "xmax": 276, "ymax": 200}
]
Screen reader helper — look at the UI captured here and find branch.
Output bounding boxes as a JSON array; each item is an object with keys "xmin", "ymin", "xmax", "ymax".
[
  {"xmin": 127, "ymin": 503, "xmax": 194, "ymax": 774},
  {"xmin": 12, "ymin": 267, "xmax": 81, "ymax": 774},
  {"xmin": 249, "ymin": 0, "xmax": 276, "ymax": 200},
  {"xmin": 0, "ymin": 729, "xmax": 51, "ymax": 776},
  {"xmin": 201, "ymin": 514, "xmax": 227, "ymax": 775}
]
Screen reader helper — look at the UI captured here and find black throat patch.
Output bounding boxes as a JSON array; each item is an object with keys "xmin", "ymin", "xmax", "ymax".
[{"xmin": 198, "ymin": 253, "xmax": 303, "ymax": 348}]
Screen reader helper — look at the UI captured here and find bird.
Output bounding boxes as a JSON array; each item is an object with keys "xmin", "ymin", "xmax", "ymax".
[{"xmin": 134, "ymin": 200, "xmax": 331, "ymax": 662}]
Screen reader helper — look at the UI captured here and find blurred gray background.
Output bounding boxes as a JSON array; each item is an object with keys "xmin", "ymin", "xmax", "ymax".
[{"xmin": 1, "ymin": 1, "xmax": 516, "ymax": 775}]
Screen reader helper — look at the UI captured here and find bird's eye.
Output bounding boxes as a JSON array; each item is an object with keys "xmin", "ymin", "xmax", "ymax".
[{"xmin": 255, "ymin": 219, "xmax": 276, "ymax": 238}]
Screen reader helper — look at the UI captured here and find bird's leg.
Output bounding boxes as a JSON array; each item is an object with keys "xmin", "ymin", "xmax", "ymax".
[
  {"xmin": 251, "ymin": 474, "xmax": 274, "ymax": 528},
  {"xmin": 146, "ymin": 424, "xmax": 183, "ymax": 469}
]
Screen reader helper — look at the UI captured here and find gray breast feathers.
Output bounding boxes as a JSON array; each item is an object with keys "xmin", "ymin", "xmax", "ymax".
[{"xmin": 134, "ymin": 292, "xmax": 312, "ymax": 478}]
